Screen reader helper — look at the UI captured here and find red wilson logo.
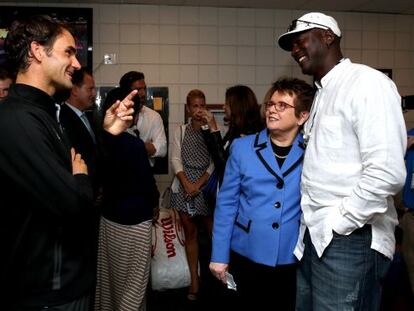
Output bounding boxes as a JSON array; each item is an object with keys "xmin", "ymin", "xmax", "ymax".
[{"xmin": 161, "ymin": 216, "xmax": 177, "ymax": 258}]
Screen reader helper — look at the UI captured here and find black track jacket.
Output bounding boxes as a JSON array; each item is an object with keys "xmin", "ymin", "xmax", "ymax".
[{"xmin": 0, "ymin": 84, "xmax": 95, "ymax": 309}]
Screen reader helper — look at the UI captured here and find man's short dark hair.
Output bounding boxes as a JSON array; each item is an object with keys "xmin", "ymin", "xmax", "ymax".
[
  {"xmin": 71, "ymin": 67, "xmax": 93, "ymax": 87},
  {"xmin": 119, "ymin": 71, "xmax": 145, "ymax": 90},
  {"xmin": 4, "ymin": 15, "xmax": 67, "ymax": 73},
  {"xmin": 52, "ymin": 68, "xmax": 93, "ymax": 103}
]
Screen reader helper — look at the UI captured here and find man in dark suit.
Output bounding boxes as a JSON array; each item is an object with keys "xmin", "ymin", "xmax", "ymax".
[
  {"xmin": 59, "ymin": 68, "xmax": 100, "ymax": 196},
  {"xmin": 59, "ymin": 68, "xmax": 102, "ymax": 308}
]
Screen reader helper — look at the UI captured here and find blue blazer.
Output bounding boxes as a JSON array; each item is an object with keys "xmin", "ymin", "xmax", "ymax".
[
  {"xmin": 211, "ymin": 129, "xmax": 305, "ymax": 267},
  {"xmin": 403, "ymin": 128, "xmax": 414, "ymax": 209}
]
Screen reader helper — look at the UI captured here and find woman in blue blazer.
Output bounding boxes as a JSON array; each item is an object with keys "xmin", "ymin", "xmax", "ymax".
[{"xmin": 210, "ymin": 78, "xmax": 315, "ymax": 310}]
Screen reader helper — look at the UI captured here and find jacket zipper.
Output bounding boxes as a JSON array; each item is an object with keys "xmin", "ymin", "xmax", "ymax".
[{"xmin": 52, "ymin": 229, "xmax": 62, "ymax": 290}]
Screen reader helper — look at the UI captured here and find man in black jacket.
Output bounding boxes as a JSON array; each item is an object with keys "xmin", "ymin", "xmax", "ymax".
[{"xmin": 0, "ymin": 15, "xmax": 136, "ymax": 310}]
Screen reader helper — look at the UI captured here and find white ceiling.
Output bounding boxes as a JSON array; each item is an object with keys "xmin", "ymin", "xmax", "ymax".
[{"xmin": 8, "ymin": 0, "xmax": 414, "ymax": 15}]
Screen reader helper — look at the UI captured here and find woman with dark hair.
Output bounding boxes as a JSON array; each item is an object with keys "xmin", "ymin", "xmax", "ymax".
[
  {"xmin": 223, "ymin": 85, "xmax": 263, "ymax": 143},
  {"xmin": 201, "ymin": 85, "xmax": 263, "ymax": 185}
]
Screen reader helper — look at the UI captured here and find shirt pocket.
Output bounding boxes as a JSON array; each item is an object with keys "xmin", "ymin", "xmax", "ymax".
[{"xmin": 319, "ymin": 116, "xmax": 342, "ymax": 149}]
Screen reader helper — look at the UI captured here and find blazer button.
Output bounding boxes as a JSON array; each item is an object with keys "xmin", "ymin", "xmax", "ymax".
[
  {"xmin": 272, "ymin": 222, "xmax": 279, "ymax": 229},
  {"xmin": 274, "ymin": 202, "xmax": 281, "ymax": 208},
  {"xmin": 276, "ymin": 181, "xmax": 284, "ymax": 189}
]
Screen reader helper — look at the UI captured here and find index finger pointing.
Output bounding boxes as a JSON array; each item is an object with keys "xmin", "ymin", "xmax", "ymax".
[{"xmin": 124, "ymin": 89, "xmax": 138, "ymax": 101}]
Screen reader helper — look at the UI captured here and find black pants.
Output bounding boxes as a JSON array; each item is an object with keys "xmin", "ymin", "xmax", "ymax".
[{"xmin": 230, "ymin": 251, "xmax": 297, "ymax": 310}]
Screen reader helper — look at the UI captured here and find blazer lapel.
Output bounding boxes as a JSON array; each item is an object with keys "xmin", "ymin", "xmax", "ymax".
[
  {"xmin": 71, "ymin": 106, "xmax": 95, "ymax": 145},
  {"xmin": 254, "ymin": 130, "xmax": 305, "ymax": 185},
  {"xmin": 254, "ymin": 129, "xmax": 284, "ymax": 187},
  {"xmin": 279, "ymin": 134, "xmax": 305, "ymax": 177}
]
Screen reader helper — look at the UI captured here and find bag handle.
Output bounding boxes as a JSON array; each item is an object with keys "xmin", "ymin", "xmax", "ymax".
[{"xmin": 151, "ymin": 224, "xmax": 157, "ymax": 257}]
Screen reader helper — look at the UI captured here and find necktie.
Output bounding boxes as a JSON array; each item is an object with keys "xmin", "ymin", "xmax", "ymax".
[
  {"xmin": 55, "ymin": 103, "xmax": 64, "ymax": 133},
  {"xmin": 80, "ymin": 113, "xmax": 96, "ymax": 144},
  {"xmin": 54, "ymin": 103, "xmax": 71, "ymax": 150}
]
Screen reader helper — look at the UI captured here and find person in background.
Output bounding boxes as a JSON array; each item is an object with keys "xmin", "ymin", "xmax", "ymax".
[
  {"xmin": 0, "ymin": 15, "xmax": 136, "ymax": 311},
  {"xmin": 58, "ymin": 68, "xmax": 101, "ymax": 307},
  {"xmin": 94, "ymin": 101, "xmax": 159, "ymax": 311},
  {"xmin": 103, "ymin": 71, "xmax": 167, "ymax": 169},
  {"xmin": 170, "ymin": 89, "xmax": 214, "ymax": 302},
  {"xmin": 210, "ymin": 78, "xmax": 314, "ymax": 310},
  {"xmin": 0, "ymin": 66, "xmax": 14, "ymax": 101},
  {"xmin": 60, "ymin": 68, "xmax": 100, "ymax": 197},
  {"xmin": 200, "ymin": 85, "xmax": 263, "ymax": 185},
  {"xmin": 278, "ymin": 12, "xmax": 406, "ymax": 310}
]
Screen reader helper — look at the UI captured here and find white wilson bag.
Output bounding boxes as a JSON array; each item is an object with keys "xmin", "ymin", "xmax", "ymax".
[{"xmin": 151, "ymin": 207, "xmax": 191, "ymax": 291}]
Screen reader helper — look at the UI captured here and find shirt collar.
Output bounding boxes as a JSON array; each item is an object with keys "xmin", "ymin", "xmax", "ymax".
[
  {"xmin": 315, "ymin": 58, "xmax": 350, "ymax": 89},
  {"xmin": 8, "ymin": 83, "xmax": 56, "ymax": 117},
  {"xmin": 64, "ymin": 102, "xmax": 84, "ymax": 117}
]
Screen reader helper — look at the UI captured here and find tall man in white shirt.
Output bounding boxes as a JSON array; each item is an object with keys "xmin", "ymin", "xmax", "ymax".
[
  {"xmin": 278, "ymin": 12, "xmax": 407, "ymax": 310},
  {"xmin": 104, "ymin": 71, "xmax": 167, "ymax": 169}
]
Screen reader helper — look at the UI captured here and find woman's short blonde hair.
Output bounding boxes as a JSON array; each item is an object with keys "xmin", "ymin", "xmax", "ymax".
[{"xmin": 186, "ymin": 89, "xmax": 205, "ymax": 106}]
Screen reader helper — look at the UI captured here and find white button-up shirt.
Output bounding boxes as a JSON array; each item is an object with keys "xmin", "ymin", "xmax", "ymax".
[
  {"xmin": 295, "ymin": 58, "xmax": 407, "ymax": 260},
  {"xmin": 133, "ymin": 105, "xmax": 167, "ymax": 167}
]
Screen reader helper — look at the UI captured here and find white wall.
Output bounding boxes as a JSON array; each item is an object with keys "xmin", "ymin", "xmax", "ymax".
[{"xmin": 4, "ymin": 2, "xmax": 414, "ymax": 191}]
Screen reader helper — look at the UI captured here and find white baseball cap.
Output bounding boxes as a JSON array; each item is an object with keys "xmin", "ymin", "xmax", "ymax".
[{"xmin": 278, "ymin": 12, "xmax": 341, "ymax": 51}]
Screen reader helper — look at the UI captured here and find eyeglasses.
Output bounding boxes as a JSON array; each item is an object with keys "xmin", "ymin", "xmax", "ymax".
[
  {"xmin": 264, "ymin": 101, "xmax": 295, "ymax": 112},
  {"xmin": 287, "ymin": 19, "xmax": 329, "ymax": 32}
]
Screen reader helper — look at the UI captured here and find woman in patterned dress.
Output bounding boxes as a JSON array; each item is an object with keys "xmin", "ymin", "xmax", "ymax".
[{"xmin": 170, "ymin": 89, "xmax": 214, "ymax": 301}]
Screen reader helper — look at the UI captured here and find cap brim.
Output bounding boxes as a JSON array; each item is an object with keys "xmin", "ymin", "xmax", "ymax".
[
  {"xmin": 278, "ymin": 31, "xmax": 302, "ymax": 51},
  {"xmin": 278, "ymin": 23, "xmax": 328, "ymax": 51}
]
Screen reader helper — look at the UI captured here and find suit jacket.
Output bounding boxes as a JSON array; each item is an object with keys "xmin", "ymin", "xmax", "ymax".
[
  {"xmin": 211, "ymin": 128, "xmax": 305, "ymax": 267},
  {"xmin": 59, "ymin": 103, "xmax": 99, "ymax": 194}
]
